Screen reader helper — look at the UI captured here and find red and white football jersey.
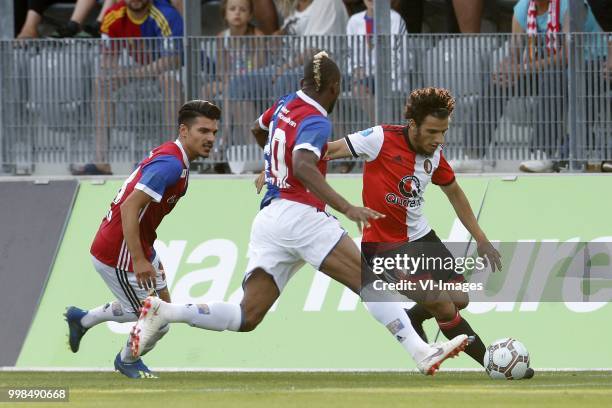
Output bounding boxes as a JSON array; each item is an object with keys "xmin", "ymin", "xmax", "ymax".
[
  {"xmin": 345, "ymin": 125, "xmax": 455, "ymax": 242},
  {"xmin": 90, "ymin": 140, "xmax": 190, "ymax": 271},
  {"xmin": 258, "ymin": 90, "xmax": 332, "ymax": 211}
]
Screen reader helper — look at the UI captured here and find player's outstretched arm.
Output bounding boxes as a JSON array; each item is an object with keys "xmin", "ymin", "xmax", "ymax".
[
  {"xmin": 440, "ymin": 180, "xmax": 502, "ymax": 272},
  {"xmin": 293, "ymin": 150, "xmax": 383, "ymax": 232},
  {"xmin": 120, "ymin": 189, "xmax": 157, "ymax": 289},
  {"xmin": 325, "ymin": 140, "xmax": 354, "ymax": 160}
]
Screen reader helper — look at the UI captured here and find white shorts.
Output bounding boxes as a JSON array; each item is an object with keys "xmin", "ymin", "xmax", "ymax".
[
  {"xmin": 245, "ymin": 199, "xmax": 346, "ymax": 292},
  {"xmin": 92, "ymin": 255, "xmax": 167, "ymax": 315}
]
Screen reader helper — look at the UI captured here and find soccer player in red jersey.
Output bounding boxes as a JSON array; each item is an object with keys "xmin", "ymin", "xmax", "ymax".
[
  {"xmin": 131, "ymin": 53, "xmax": 469, "ymax": 376},
  {"xmin": 325, "ymin": 87, "xmax": 508, "ymax": 370},
  {"xmin": 64, "ymin": 100, "xmax": 220, "ymax": 378}
]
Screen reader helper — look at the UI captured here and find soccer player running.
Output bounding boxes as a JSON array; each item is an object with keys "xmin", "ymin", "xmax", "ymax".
[
  {"xmin": 325, "ymin": 87, "xmax": 533, "ymax": 378},
  {"xmin": 64, "ymin": 100, "xmax": 221, "ymax": 378},
  {"xmin": 131, "ymin": 52, "xmax": 469, "ymax": 375}
]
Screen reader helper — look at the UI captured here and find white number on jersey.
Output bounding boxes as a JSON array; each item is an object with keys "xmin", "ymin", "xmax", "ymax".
[{"xmin": 269, "ymin": 128, "xmax": 289, "ymax": 188}]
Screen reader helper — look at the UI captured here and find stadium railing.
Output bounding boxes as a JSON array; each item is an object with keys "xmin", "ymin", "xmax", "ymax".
[{"xmin": 0, "ymin": 33, "xmax": 610, "ymax": 175}]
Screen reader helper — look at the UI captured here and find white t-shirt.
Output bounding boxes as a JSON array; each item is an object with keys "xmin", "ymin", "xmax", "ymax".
[
  {"xmin": 346, "ymin": 10, "xmax": 407, "ymax": 90},
  {"xmin": 346, "ymin": 9, "xmax": 406, "ymax": 37},
  {"xmin": 282, "ymin": 0, "xmax": 349, "ymax": 36}
]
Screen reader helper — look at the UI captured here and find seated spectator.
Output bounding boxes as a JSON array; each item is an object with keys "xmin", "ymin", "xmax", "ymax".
[
  {"xmin": 17, "ymin": 0, "xmax": 76, "ymax": 38},
  {"xmin": 70, "ymin": 0, "xmax": 183, "ymax": 175},
  {"xmin": 342, "ymin": 0, "xmax": 406, "ymax": 173},
  {"xmin": 253, "ymin": 0, "xmax": 279, "ymax": 34},
  {"xmin": 346, "ymin": 0, "xmax": 406, "ymax": 122},
  {"xmin": 446, "ymin": 0, "xmax": 484, "ymax": 33},
  {"xmin": 53, "ymin": 0, "xmax": 184, "ymax": 38},
  {"xmin": 53, "ymin": 0, "xmax": 116, "ymax": 38},
  {"xmin": 454, "ymin": 0, "xmax": 604, "ymax": 173},
  {"xmin": 202, "ymin": 0, "xmax": 267, "ymax": 172},
  {"xmin": 271, "ymin": 0, "xmax": 348, "ymax": 96}
]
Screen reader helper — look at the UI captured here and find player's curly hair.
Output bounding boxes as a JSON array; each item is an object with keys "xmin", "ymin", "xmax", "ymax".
[
  {"xmin": 178, "ymin": 100, "xmax": 221, "ymax": 127},
  {"xmin": 303, "ymin": 50, "xmax": 340, "ymax": 93},
  {"xmin": 404, "ymin": 87, "xmax": 455, "ymax": 126}
]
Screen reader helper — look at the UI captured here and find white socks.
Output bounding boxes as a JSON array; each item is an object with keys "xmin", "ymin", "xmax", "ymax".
[
  {"xmin": 161, "ymin": 302, "xmax": 242, "ymax": 332},
  {"xmin": 364, "ymin": 300, "xmax": 431, "ymax": 362},
  {"xmin": 81, "ymin": 301, "xmax": 137, "ymax": 328}
]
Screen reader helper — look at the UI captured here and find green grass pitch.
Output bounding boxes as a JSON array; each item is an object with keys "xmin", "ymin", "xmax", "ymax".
[{"xmin": 1, "ymin": 371, "xmax": 611, "ymax": 407}]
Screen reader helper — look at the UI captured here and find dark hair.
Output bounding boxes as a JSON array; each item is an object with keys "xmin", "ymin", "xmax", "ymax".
[
  {"xmin": 178, "ymin": 100, "xmax": 221, "ymax": 127},
  {"xmin": 303, "ymin": 50, "xmax": 340, "ymax": 93},
  {"xmin": 404, "ymin": 87, "xmax": 455, "ymax": 126}
]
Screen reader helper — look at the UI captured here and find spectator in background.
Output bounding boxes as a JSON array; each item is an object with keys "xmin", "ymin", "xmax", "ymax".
[
  {"xmin": 344, "ymin": 0, "xmax": 421, "ymax": 33},
  {"xmin": 342, "ymin": 0, "xmax": 406, "ymax": 173},
  {"xmin": 203, "ymin": 0, "xmax": 267, "ymax": 172},
  {"xmin": 271, "ymin": 0, "xmax": 348, "ymax": 96},
  {"xmin": 53, "ymin": 0, "xmax": 116, "ymax": 37},
  {"xmin": 70, "ymin": 0, "xmax": 183, "ymax": 175},
  {"xmin": 458, "ymin": 0, "xmax": 605, "ymax": 173},
  {"xmin": 253, "ymin": 0, "xmax": 279, "ymax": 34},
  {"xmin": 446, "ymin": 0, "xmax": 484, "ymax": 33},
  {"xmin": 275, "ymin": 0, "xmax": 348, "ymax": 36},
  {"xmin": 346, "ymin": 0, "xmax": 406, "ymax": 122},
  {"xmin": 17, "ymin": 0, "xmax": 77, "ymax": 38},
  {"xmin": 53, "ymin": 0, "xmax": 184, "ymax": 37}
]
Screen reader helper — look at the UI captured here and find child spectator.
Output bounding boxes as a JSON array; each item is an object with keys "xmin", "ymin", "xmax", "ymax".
[{"xmin": 204, "ymin": 0, "xmax": 268, "ymax": 172}]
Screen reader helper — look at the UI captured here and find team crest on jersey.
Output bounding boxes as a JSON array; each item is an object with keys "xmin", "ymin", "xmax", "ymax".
[
  {"xmin": 167, "ymin": 195, "xmax": 178, "ymax": 204},
  {"xmin": 424, "ymin": 159, "xmax": 432, "ymax": 174},
  {"xmin": 359, "ymin": 128, "xmax": 374, "ymax": 137}
]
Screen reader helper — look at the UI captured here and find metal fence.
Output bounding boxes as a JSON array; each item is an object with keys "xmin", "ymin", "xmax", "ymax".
[{"xmin": 0, "ymin": 33, "xmax": 610, "ymax": 175}]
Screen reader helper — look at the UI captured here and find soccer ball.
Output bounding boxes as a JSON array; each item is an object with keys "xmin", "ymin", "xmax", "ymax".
[{"xmin": 484, "ymin": 338, "xmax": 530, "ymax": 380}]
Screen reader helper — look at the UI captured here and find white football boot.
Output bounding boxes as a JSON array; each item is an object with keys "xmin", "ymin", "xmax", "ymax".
[
  {"xmin": 417, "ymin": 334, "xmax": 469, "ymax": 375},
  {"xmin": 130, "ymin": 296, "xmax": 167, "ymax": 358}
]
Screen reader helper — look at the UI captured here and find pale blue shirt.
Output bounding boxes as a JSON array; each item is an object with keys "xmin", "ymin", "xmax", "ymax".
[{"xmin": 514, "ymin": 0, "xmax": 605, "ymax": 59}]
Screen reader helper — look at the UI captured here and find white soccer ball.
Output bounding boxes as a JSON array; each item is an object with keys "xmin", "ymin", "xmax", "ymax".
[{"xmin": 483, "ymin": 338, "xmax": 530, "ymax": 380}]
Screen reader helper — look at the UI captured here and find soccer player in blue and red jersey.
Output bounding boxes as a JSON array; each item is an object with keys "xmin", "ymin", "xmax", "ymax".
[
  {"xmin": 131, "ymin": 52, "xmax": 470, "ymax": 376},
  {"xmin": 65, "ymin": 100, "xmax": 220, "ymax": 378}
]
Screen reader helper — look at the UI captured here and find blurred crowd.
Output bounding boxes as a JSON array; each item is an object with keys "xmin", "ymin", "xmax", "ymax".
[
  {"xmin": 18, "ymin": 0, "xmax": 611, "ymax": 40},
  {"xmin": 8, "ymin": 0, "xmax": 612, "ymax": 175}
]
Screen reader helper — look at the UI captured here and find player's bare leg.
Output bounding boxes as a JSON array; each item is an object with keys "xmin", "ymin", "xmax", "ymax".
[
  {"xmin": 319, "ymin": 235, "xmax": 469, "ymax": 375},
  {"xmin": 238, "ymin": 268, "xmax": 280, "ymax": 332}
]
